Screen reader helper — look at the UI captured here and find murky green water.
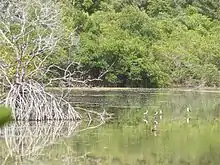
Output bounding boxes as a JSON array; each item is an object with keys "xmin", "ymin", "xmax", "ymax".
[{"xmin": 1, "ymin": 89, "xmax": 220, "ymax": 165}]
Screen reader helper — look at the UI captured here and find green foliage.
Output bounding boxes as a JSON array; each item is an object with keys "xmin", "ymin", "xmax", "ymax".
[
  {"xmin": 67, "ymin": 0, "xmax": 220, "ymax": 87},
  {"xmin": 0, "ymin": 105, "xmax": 12, "ymax": 126},
  {"xmin": 2, "ymin": 0, "xmax": 220, "ymax": 87},
  {"xmin": 193, "ymin": 0, "xmax": 220, "ymax": 20},
  {"xmin": 74, "ymin": 6, "xmax": 170, "ymax": 87}
]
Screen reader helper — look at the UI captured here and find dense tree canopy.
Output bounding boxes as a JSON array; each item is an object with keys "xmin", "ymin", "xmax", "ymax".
[{"xmin": 2, "ymin": 0, "xmax": 220, "ymax": 87}]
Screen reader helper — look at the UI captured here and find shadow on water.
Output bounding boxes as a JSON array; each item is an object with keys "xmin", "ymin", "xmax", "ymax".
[{"xmin": 1, "ymin": 89, "xmax": 220, "ymax": 164}]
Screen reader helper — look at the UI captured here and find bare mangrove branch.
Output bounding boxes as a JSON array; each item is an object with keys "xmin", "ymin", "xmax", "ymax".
[{"xmin": 0, "ymin": 0, "xmax": 109, "ymax": 122}]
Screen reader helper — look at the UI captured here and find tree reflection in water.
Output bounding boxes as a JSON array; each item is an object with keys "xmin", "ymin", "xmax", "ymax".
[{"xmin": 0, "ymin": 121, "xmax": 81, "ymax": 164}]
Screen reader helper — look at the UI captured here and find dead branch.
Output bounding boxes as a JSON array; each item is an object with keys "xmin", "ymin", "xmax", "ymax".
[
  {"xmin": 0, "ymin": 0, "xmax": 111, "ymax": 122},
  {"xmin": 75, "ymin": 106, "xmax": 114, "ymax": 130},
  {"xmin": 0, "ymin": 0, "xmax": 84, "ymax": 121},
  {"xmin": 0, "ymin": 0, "xmax": 62, "ymax": 84}
]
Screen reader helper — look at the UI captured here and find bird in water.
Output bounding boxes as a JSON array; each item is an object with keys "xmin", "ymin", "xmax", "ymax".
[
  {"xmin": 186, "ymin": 107, "xmax": 191, "ymax": 112},
  {"xmin": 144, "ymin": 110, "xmax": 148, "ymax": 116},
  {"xmin": 159, "ymin": 110, "xmax": 163, "ymax": 120},
  {"xmin": 152, "ymin": 120, "xmax": 158, "ymax": 132},
  {"xmin": 152, "ymin": 120, "xmax": 158, "ymax": 136},
  {"xmin": 143, "ymin": 110, "xmax": 149, "ymax": 124},
  {"xmin": 186, "ymin": 107, "xmax": 191, "ymax": 124}
]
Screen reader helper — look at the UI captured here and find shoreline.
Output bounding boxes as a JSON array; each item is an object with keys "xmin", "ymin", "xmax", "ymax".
[{"xmin": 47, "ymin": 87, "xmax": 220, "ymax": 93}]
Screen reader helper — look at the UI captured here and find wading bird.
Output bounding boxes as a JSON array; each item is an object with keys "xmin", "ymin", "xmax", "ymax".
[
  {"xmin": 186, "ymin": 107, "xmax": 191, "ymax": 123},
  {"xmin": 159, "ymin": 110, "xmax": 163, "ymax": 120},
  {"xmin": 143, "ymin": 110, "xmax": 149, "ymax": 124}
]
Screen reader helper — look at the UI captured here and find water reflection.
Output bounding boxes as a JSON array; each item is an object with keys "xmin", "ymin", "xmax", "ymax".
[
  {"xmin": 0, "ymin": 121, "xmax": 81, "ymax": 164},
  {"xmin": 1, "ymin": 89, "xmax": 220, "ymax": 164}
]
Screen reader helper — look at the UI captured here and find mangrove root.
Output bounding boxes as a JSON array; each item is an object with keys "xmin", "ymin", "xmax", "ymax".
[{"xmin": 5, "ymin": 81, "xmax": 81, "ymax": 121}]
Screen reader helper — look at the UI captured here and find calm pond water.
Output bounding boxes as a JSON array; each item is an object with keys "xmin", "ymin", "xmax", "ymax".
[{"xmin": 1, "ymin": 88, "xmax": 220, "ymax": 165}]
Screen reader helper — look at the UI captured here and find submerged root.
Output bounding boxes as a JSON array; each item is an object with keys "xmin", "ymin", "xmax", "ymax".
[{"xmin": 5, "ymin": 81, "xmax": 81, "ymax": 121}]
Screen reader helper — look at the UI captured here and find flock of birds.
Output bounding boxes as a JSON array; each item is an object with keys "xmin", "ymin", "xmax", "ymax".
[{"xmin": 143, "ymin": 107, "xmax": 191, "ymax": 136}]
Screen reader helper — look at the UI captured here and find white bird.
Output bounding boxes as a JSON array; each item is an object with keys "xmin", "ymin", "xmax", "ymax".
[
  {"xmin": 143, "ymin": 119, "xmax": 149, "ymax": 124},
  {"xmin": 143, "ymin": 110, "xmax": 149, "ymax": 124},
  {"xmin": 186, "ymin": 107, "xmax": 191, "ymax": 112},
  {"xmin": 152, "ymin": 120, "xmax": 158, "ymax": 132},
  {"xmin": 144, "ymin": 110, "xmax": 148, "ymax": 116},
  {"xmin": 153, "ymin": 120, "xmax": 158, "ymax": 125},
  {"xmin": 186, "ymin": 107, "xmax": 191, "ymax": 124},
  {"xmin": 186, "ymin": 117, "xmax": 190, "ymax": 124},
  {"xmin": 159, "ymin": 110, "xmax": 163, "ymax": 120}
]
